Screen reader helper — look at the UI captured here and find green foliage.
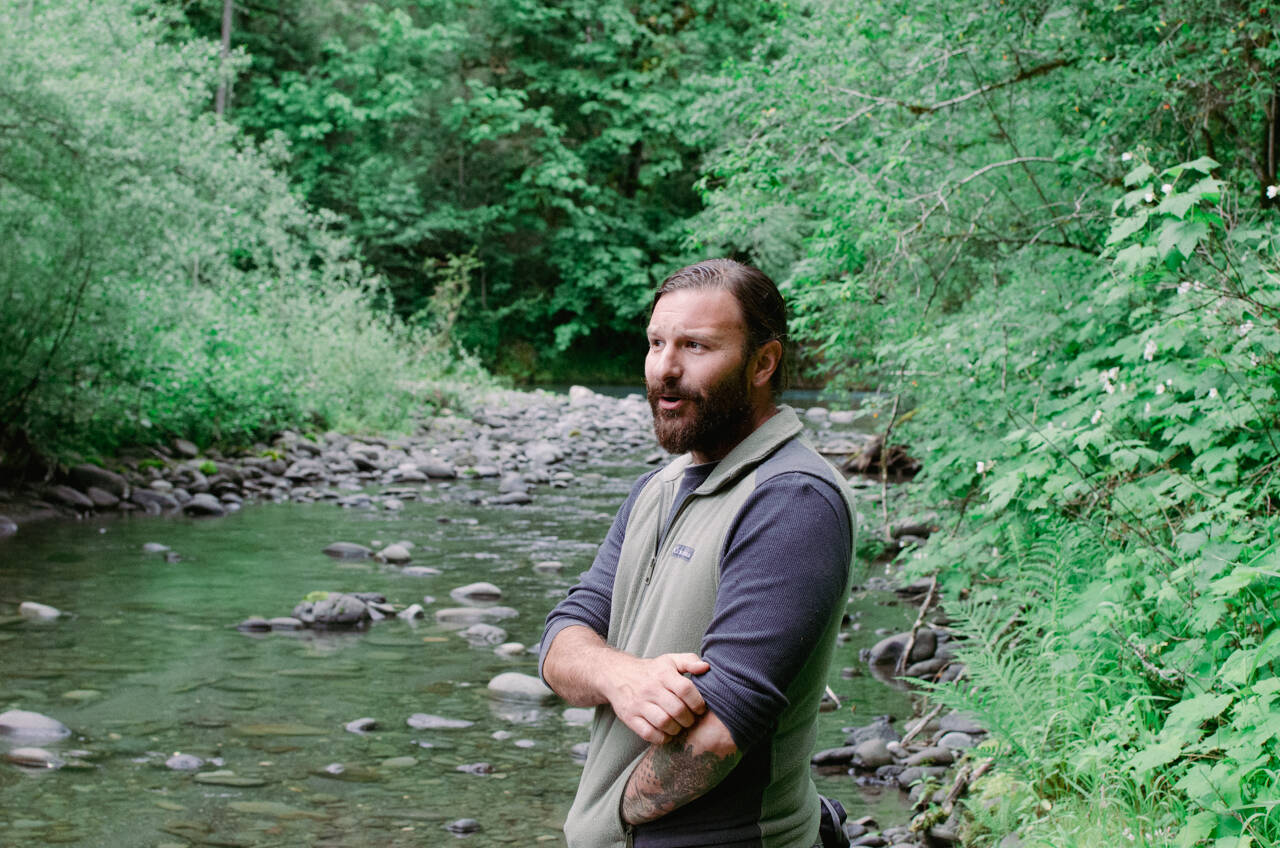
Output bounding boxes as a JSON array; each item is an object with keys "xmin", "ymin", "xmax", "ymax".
[
  {"xmin": 181, "ymin": 0, "xmax": 779, "ymax": 378},
  {"xmin": 0, "ymin": 0, "xmax": 490, "ymax": 462}
]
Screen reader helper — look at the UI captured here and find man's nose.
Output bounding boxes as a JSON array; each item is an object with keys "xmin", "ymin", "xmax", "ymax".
[{"xmin": 650, "ymin": 345, "xmax": 682, "ymax": 382}]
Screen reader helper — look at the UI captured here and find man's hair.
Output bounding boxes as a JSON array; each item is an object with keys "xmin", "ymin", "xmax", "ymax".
[{"xmin": 651, "ymin": 258, "xmax": 790, "ymax": 396}]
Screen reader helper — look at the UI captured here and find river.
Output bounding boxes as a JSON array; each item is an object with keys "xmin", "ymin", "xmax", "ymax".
[{"xmin": 0, "ymin": 398, "xmax": 914, "ymax": 847}]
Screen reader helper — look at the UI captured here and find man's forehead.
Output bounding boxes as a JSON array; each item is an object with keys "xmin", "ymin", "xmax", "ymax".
[{"xmin": 647, "ymin": 288, "xmax": 746, "ymax": 335}]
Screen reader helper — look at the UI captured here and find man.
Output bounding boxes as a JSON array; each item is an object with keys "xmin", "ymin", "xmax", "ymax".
[{"xmin": 540, "ymin": 259, "xmax": 855, "ymax": 847}]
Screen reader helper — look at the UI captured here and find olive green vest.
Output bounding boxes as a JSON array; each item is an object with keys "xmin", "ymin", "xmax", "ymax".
[{"xmin": 564, "ymin": 406, "xmax": 856, "ymax": 848}]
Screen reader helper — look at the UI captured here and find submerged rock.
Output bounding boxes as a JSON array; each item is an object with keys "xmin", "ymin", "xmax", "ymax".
[
  {"xmin": 406, "ymin": 713, "xmax": 474, "ymax": 730},
  {"xmin": 449, "ymin": 582, "xmax": 502, "ymax": 602},
  {"xmin": 6, "ymin": 747, "xmax": 63, "ymax": 769},
  {"xmin": 19, "ymin": 601, "xmax": 61, "ymax": 620},
  {"xmin": 0, "ymin": 710, "xmax": 71, "ymax": 743},
  {"xmin": 322, "ymin": 541, "xmax": 372, "ymax": 559}
]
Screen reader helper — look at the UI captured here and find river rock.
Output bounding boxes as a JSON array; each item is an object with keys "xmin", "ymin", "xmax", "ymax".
[
  {"xmin": 904, "ymin": 746, "xmax": 955, "ymax": 767},
  {"xmin": 194, "ymin": 770, "xmax": 267, "ymax": 787},
  {"xmin": 459, "ymin": 623, "xmax": 507, "ymax": 646},
  {"xmin": 19, "ymin": 601, "xmax": 61, "ymax": 620},
  {"xmin": 142, "ymin": 542, "xmax": 170, "ymax": 553},
  {"xmin": 435, "ymin": 606, "xmax": 518, "ymax": 627},
  {"xmin": 567, "ymin": 385, "xmax": 598, "ymax": 405},
  {"xmin": 268, "ymin": 616, "xmax": 304, "ymax": 629},
  {"xmin": 172, "ymin": 438, "xmax": 199, "ymax": 458},
  {"xmin": 344, "ymin": 717, "xmax": 378, "ymax": 735},
  {"xmin": 46, "ymin": 484, "xmax": 94, "ymax": 510},
  {"xmin": 492, "ymin": 491, "xmax": 532, "ymax": 505},
  {"xmin": 532, "ymin": 560, "xmax": 565, "ymax": 574},
  {"xmin": 456, "ymin": 762, "xmax": 493, "ymax": 775},
  {"xmin": 69, "ymin": 463, "xmax": 128, "ymax": 497},
  {"xmin": 6, "ymin": 747, "xmax": 63, "ymax": 769},
  {"xmin": 844, "ymin": 715, "xmax": 900, "ymax": 746},
  {"xmin": 375, "ymin": 543, "xmax": 412, "ymax": 564},
  {"xmin": 938, "ymin": 711, "xmax": 985, "ymax": 735},
  {"xmin": 0, "ymin": 710, "xmax": 71, "ymax": 742},
  {"xmin": 829, "ymin": 409, "xmax": 858, "ymax": 425},
  {"xmin": 494, "ymin": 642, "xmax": 525, "ymax": 657},
  {"xmin": 417, "ymin": 458, "xmax": 457, "ymax": 479},
  {"xmin": 487, "ymin": 672, "xmax": 556, "ymax": 704},
  {"xmin": 183, "ymin": 493, "xmax": 226, "ymax": 517},
  {"xmin": 525, "ymin": 441, "xmax": 563, "ymax": 465},
  {"xmin": 236, "ymin": 617, "xmax": 271, "ymax": 632},
  {"xmin": 450, "ymin": 582, "xmax": 502, "ymax": 602},
  {"xmin": 497, "ymin": 473, "xmax": 529, "ymax": 494},
  {"xmin": 401, "ymin": 566, "xmax": 440, "ymax": 577},
  {"xmin": 811, "ymin": 745, "xmax": 858, "ymax": 766},
  {"xmin": 322, "ymin": 541, "xmax": 372, "ymax": 559},
  {"xmin": 165, "ymin": 753, "xmax": 205, "ymax": 770},
  {"xmin": 310, "ymin": 594, "xmax": 370, "ymax": 626},
  {"xmin": 397, "ymin": 604, "xmax": 425, "ymax": 620},
  {"xmin": 131, "ymin": 488, "xmax": 179, "ymax": 512},
  {"xmin": 0, "ymin": 515, "xmax": 16, "ymax": 537},
  {"xmin": 853, "ymin": 738, "xmax": 895, "ymax": 769},
  {"xmin": 406, "ymin": 714, "xmax": 474, "ymax": 730},
  {"xmin": 938, "ymin": 731, "xmax": 977, "ymax": 750},
  {"xmin": 867, "ymin": 628, "xmax": 937, "ymax": 666},
  {"xmin": 86, "ymin": 487, "xmax": 120, "ymax": 508},
  {"xmin": 446, "ymin": 819, "xmax": 481, "ymax": 834}
]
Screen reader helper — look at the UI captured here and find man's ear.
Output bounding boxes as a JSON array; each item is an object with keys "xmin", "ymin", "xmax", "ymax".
[{"xmin": 750, "ymin": 339, "xmax": 782, "ymax": 388}]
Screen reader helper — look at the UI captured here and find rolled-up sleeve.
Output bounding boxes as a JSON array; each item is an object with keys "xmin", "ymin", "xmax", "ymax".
[{"xmin": 692, "ymin": 473, "xmax": 851, "ymax": 750}]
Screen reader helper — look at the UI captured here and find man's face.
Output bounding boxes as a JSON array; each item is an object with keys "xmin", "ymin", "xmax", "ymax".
[{"xmin": 645, "ymin": 287, "xmax": 755, "ymax": 463}]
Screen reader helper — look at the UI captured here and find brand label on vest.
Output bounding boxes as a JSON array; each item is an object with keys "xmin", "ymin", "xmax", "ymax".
[{"xmin": 671, "ymin": 544, "xmax": 695, "ymax": 561}]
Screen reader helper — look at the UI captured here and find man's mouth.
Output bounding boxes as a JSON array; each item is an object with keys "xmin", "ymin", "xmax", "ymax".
[{"xmin": 657, "ymin": 395, "xmax": 687, "ymax": 411}]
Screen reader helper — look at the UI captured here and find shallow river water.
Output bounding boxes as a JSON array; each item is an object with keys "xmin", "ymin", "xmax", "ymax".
[{"xmin": 0, "ymin": 450, "xmax": 913, "ymax": 846}]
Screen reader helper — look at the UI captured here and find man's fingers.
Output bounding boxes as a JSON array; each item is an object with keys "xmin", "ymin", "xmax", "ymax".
[
  {"xmin": 624, "ymin": 713, "xmax": 674, "ymax": 745},
  {"xmin": 669, "ymin": 653, "xmax": 711, "ymax": 675}
]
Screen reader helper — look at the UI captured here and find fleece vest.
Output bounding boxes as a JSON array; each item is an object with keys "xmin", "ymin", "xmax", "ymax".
[{"xmin": 563, "ymin": 406, "xmax": 857, "ymax": 848}]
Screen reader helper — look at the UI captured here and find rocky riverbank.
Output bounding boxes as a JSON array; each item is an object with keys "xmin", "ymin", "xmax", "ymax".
[{"xmin": 0, "ymin": 386, "xmax": 987, "ymax": 848}]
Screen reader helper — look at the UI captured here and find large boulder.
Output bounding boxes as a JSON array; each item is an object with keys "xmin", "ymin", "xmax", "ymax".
[
  {"xmin": 68, "ymin": 464, "xmax": 127, "ymax": 497},
  {"xmin": 293, "ymin": 593, "xmax": 371, "ymax": 627}
]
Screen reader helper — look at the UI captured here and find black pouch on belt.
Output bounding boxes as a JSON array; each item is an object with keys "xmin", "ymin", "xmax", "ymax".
[{"xmin": 818, "ymin": 795, "xmax": 850, "ymax": 848}]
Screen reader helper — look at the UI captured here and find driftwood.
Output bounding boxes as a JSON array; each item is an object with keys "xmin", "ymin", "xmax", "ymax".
[{"xmin": 895, "ymin": 576, "xmax": 939, "ymax": 675}]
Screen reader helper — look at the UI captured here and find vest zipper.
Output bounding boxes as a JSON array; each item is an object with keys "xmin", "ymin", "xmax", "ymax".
[
  {"xmin": 643, "ymin": 553, "xmax": 657, "ymax": 585},
  {"xmin": 646, "ymin": 492, "xmax": 696, "ymax": 586}
]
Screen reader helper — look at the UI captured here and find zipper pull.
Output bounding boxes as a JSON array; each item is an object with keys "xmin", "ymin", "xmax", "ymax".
[{"xmin": 643, "ymin": 554, "xmax": 657, "ymax": 585}]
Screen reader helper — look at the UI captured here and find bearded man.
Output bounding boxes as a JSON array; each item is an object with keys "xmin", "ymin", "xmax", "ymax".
[{"xmin": 540, "ymin": 259, "xmax": 856, "ymax": 848}]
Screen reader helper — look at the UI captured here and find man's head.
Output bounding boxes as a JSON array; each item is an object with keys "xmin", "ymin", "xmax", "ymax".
[{"xmin": 645, "ymin": 259, "xmax": 788, "ymax": 463}]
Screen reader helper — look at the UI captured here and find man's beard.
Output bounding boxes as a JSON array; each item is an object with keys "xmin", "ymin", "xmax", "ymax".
[{"xmin": 646, "ymin": 360, "xmax": 754, "ymax": 459}]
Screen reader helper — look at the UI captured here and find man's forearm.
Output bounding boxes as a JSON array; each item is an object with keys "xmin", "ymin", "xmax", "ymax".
[
  {"xmin": 541, "ymin": 624, "xmax": 619, "ymax": 706},
  {"xmin": 621, "ymin": 710, "xmax": 741, "ymax": 825}
]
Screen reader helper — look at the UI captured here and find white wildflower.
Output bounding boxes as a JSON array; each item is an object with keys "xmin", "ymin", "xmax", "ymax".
[
  {"xmin": 1107, "ymin": 367, "xmax": 1120, "ymax": 380},
  {"xmin": 944, "ymin": 342, "xmax": 951, "ymax": 350},
  {"xmin": 1156, "ymin": 383, "xmax": 1166, "ymax": 395},
  {"xmin": 976, "ymin": 461, "xmax": 985, "ymax": 474},
  {"xmin": 1208, "ymin": 387, "xmax": 1219, "ymax": 399},
  {"xmin": 1091, "ymin": 409, "xmax": 1103, "ymax": 424},
  {"xmin": 1251, "ymin": 352, "xmax": 1260, "ymax": 367},
  {"xmin": 1144, "ymin": 191, "xmax": 1155, "ymax": 203},
  {"xmin": 1143, "ymin": 339, "xmax": 1157, "ymax": 361},
  {"xmin": 1177, "ymin": 280, "xmax": 1192, "ymax": 295},
  {"xmin": 1104, "ymin": 381, "xmax": 1116, "ymax": 394},
  {"xmin": 1121, "ymin": 151, "xmax": 1133, "ymax": 162},
  {"xmin": 1238, "ymin": 320, "xmax": 1254, "ymax": 337},
  {"xmin": 1269, "ymin": 185, "xmax": 1279, "ymax": 199},
  {"xmin": 1161, "ymin": 183, "xmax": 1174, "ymax": 195},
  {"xmin": 1144, "ymin": 402, "xmax": 1152, "ymax": 416},
  {"xmin": 1166, "ymin": 378, "xmax": 1173, "ymax": 386}
]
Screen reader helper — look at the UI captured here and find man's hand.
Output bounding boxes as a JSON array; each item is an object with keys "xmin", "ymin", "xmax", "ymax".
[{"xmin": 542, "ymin": 625, "xmax": 710, "ymax": 744}]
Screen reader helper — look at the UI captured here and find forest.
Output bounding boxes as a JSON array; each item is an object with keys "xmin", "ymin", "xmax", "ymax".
[{"xmin": 3, "ymin": 0, "xmax": 1280, "ymax": 844}]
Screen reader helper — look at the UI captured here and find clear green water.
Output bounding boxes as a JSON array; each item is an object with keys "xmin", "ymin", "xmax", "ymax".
[{"xmin": 0, "ymin": 460, "xmax": 913, "ymax": 846}]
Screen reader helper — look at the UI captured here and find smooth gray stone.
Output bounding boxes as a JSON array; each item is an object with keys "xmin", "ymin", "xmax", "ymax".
[
  {"xmin": 267, "ymin": 616, "xmax": 304, "ymax": 630},
  {"xmin": 904, "ymin": 746, "xmax": 955, "ymax": 767},
  {"xmin": 6, "ymin": 747, "xmax": 63, "ymax": 769},
  {"xmin": 449, "ymin": 582, "xmax": 502, "ymax": 602},
  {"xmin": 434, "ymin": 606, "xmax": 518, "ymax": 627},
  {"xmin": 853, "ymin": 738, "xmax": 895, "ymax": 769},
  {"xmin": 345, "ymin": 717, "xmax": 378, "ymax": 734},
  {"xmin": 459, "ymin": 623, "xmax": 507, "ymax": 646},
  {"xmin": 492, "ymin": 491, "xmax": 532, "ymax": 505},
  {"xmin": 322, "ymin": 541, "xmax": 372, "ymax": 559},
  {"xmin": 487, "ymin": 672, "xmax": 556, "ymax": 704},
  {"xmin": 68, "ymin": 463, "xmax": 127, "ymax": 497},
  {"xmin": 376, "ymin": 543, "xmax": 412, "ymax": 564},
  {"xmin": 86, "ymin": 486, "xmax": 120, "ymax": 508},
  {"xmin": 867, "ymin": 628, "xmax": 936, "ymax": 666},
  {"xmin": 142, "ymin": 542, "xmax": 170, "ymax": 553},
  {"xmin": 172, "ymin": 438, "xmax": 199, "ymax": 458},
  {"xmin": 130, "ymin": 488, "xmax": 179, "ymax": 512},
  {"xmin": 406, "ymin": 714, "xmax": 473, "ymax": 730},
  {"xmin": 938, "ymin": 731, "xmax": 977, "ymax": 749},
  {"xmin": 0, "ymin": 515, "xmax": 16, "ymax": 536},
  {"xmin": 183, "ymin": 493, "xmax": 226, "ymax": 516},
  {"xmin": 0, "ymin": 710, "xmax": 71, "ymax": 742},
  {"xmin": 46, "ymin": 484, "xmax": 94, "ymax": 510},
  {"xmin": 938, "ymin": 711, "xmax": 985, "ymax": 735},
  {"xmin": 401, "ymin": 566, "xmax": 440, "ymax": 577}
]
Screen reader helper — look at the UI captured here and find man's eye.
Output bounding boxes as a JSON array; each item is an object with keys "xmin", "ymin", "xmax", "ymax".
[{"xmin": 687, "ymin": 341, "xmax": 703, "ymax": 351}]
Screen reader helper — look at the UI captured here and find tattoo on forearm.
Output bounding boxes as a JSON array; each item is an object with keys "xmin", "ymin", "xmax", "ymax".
[{"xmin": 621, "ymin": 728, "xmax": 741, "ymax": 825}]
